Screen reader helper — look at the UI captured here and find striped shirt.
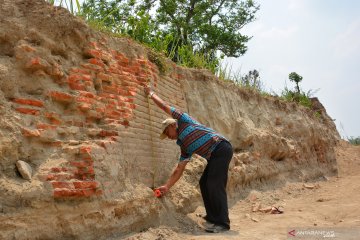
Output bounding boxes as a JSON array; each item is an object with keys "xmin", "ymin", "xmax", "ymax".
[{"xmin": 171, "ymin": 107, "xmax": 227, "ymax": 162}]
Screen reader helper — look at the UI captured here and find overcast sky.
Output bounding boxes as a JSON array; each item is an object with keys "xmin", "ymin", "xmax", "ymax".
[{"xmin": 225, "ymin": 0, "xmax": 360, "ymax": 138}]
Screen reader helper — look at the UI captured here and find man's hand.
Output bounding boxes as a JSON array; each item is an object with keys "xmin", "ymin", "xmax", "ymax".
[
  {"xmin": 144, "ymin": 85, "xmax": 153, "ymax": 97},
  {"xmin": 143, "ymin": 84, "xmax": 171, "ymax": 115},
  {"xmin": 157, "ymin": 185, "xmax": 169, "ymax": 195}
]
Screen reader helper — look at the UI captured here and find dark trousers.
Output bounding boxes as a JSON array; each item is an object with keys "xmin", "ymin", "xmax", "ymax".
[{"xmin": 199, "ymin": 140, "xmax": 233, "ymax": 229}]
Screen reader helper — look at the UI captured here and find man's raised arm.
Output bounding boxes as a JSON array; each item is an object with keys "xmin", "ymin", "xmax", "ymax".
[{"xmin": 144, "ymin": 86, "xmax": 172, "ymax": 115}]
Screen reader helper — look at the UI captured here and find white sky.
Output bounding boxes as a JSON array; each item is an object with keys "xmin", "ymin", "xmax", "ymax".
[{"xmin": 225, "ymin": 0, "xmax": 360, "ymax": 139}]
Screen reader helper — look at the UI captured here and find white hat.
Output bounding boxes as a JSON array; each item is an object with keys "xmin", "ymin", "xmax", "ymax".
[{"xmin": 160, "ymin": 118, "xmax": 177, "ymax": 139}]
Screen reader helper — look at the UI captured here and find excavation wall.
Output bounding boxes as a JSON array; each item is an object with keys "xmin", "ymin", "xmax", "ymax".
[{"xmin": 0, "ymin": 1, "xmax": 339, "ymax": 239}]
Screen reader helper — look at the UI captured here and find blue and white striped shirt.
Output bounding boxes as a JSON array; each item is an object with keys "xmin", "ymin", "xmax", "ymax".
[{"xmin": 171, "ymin": 107, "xmax": 227, "ymax": 162}]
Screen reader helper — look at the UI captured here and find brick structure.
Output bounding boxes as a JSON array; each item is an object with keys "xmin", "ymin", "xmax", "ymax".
[{"xmin": 14, "ymin": 38, "xmax": 185, "ymax": 199}]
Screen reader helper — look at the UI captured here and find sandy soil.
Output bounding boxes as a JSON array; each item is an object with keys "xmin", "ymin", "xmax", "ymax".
[{"xmin": 121, "ymin": 141, "xmax": 360, "ymax": 240}]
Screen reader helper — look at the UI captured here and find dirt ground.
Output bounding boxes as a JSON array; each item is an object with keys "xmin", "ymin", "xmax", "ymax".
[{"xmin": 121, "ymin": 141, "xmax": 360, "ymax": 240}]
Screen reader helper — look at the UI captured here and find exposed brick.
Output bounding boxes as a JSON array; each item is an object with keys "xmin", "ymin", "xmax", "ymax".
[
  {"xmin": 54, "ymin": 189, "xmax": 84, "ymax": 198},
  {"xmin": 97, "ymin": 72, "xmax": 112, "ymax": 82},
  {"xmin": 69, "ymin": 82, "xmax": 86, "ymax": 91},
  {"xmin": 88, "ymin": 58, "xmax": 105, "ymax": 68},
  {"xmin": 79, "ymin": 146, "xmax": 92, "ymax": 155},
  {"xmin": 46, "ymin": 173, "xmax": 73, "ymax": 181},
  {"xmin": 85, "ymin": 49, "xmax": 102, "ymax": 58},
  {"xmin": 13, "ymin": 98, "xmax": 44, "ymax": 107},
  {"xmin": 25, "ymin": 57, "xmax": 49, "ymax": 71},
  {"xmin": 44, "ymin": 112, "xmax": 62, "ymax": 125},
  {"xmin": 73, "ymin": 181, "xmax": 98, "ymax": 189},
  {"xmin": 76, "ymin": 96, "xmax": 94, "ymax": 104},
  {"xmin": 78, "ymin": 103, "xmax": 92, "ymax": 112},
  {"xmin": 78, "ymin": 91, "xmax": 97, "ymax": 99},
  {"xmin": 36, "ymin": 123, "xmax": 57, "ymax": 130},
  {"xmin": 70, "ymin": 67, "xmax": 91, "ymax": 75},
  {"xmin": 48, "ymin": 91, "xmax": 74, "ymax": 103},
  {"xmin": 52, "ymin": 181, "xmax": 74, "ymax": 189},
  {"xmin": 51, "ymin": 167, "xmax": 68, "ymax": 173},
  {"xmin": 98, "ymin": 130, "xmax": 118, "ymax": 137},
  {"xmin": 81, "ymin": 63, "xmax": 102, "ymax": 71},
  {"xmin": 15, "ymin": 107, "xmax": 40, "ymax": 115},
  {"xmin": 22, "ymin": 128, "xmax": 41, "ymax": 137}
]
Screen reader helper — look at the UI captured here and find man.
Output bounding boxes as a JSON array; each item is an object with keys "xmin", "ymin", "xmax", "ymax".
[{"xmin": 144, "ymin": 86, "xmax": 233, "ymax": 233}]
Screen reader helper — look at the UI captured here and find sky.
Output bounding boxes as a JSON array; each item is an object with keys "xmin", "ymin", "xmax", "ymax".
[{"xmin": 224, "ymin": 0, "xmax": 360, "ymax": 138}]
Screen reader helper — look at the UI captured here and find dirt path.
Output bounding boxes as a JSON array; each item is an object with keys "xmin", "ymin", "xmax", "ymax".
[{"xmin": 122, "ymin": 142, "xmax": 360, "ymax": 240}]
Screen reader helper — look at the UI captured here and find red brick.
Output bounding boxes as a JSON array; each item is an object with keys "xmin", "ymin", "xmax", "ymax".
[
  {"xmin": 15, "ymin": 107, "xmax": 40, "ymax": 115},
  {"xmin": 52, "ymin": 181, "xmax": 74, "ymax": 189},
  {"xmin": 88, "ymin": 58, "xmax": 105, "ymax": 68},
  {"xmin": 85, "ymin": 49, "xmax": 102, "ymax": 58},
  {"xmin": 25, "ymin": 57, "xmax": 49, "ymax": 71},
  {"xmin": 76, "ymin": 96, "xmax": 94, "ymax": 104},
  {"xmin": 82, "ymin": 189, "xmax": 101, "ymax": 197},
  {"xmin": 36, "ymin": 123, "xmax": 57, "ymax": 130},
  {"xmin": 80, "ymin": 146, "xmax": 91, "ymax": 155},
  {"xmin": 78, "ymin": 103, "xmax": 92, "ymax": 112},
  {"xmin": 79, "ymin": 91, "xmax": 97, "ymax": 99},
  {"xmin": 54, "ymin": 189, "xmax": 84, "ymax": 198},
  {"xmin": 44, "ymin": 112, "xmax": 62, "ymax": 125},
  {"xmin": 73, "ymin": 181, "xmax": 98, "ymax": 189},
  {"xmin": 98, "ymin": 130, "xmax": 118, "ymax": 137},
  {"xmin": 97, "ymin": 72, "xmax": 112, "ymax": 82},
  {"xmin": 81, "ymin": 63, "xmax": 102, "ymax": 71},
  {"xmin": 70, "ymin": 67, "xmax": 91, "ymax": 75},
  {"xmin": 48, "ymin": 91, "xmax": 74, "ymax": 103},
  {"xmin": 47, "ymin": 141, "xmax": 63, "ymax": 147},
  {"xmin": 51, "ymin": 167, "xmax": 68, "ymax": 173},
  {"xmin": 121, "ymin": 119, "xmax": 130, "ymax": 127},
  {"xmin": 46, "ymin": 173, "xmax": 73, "ymax": 181},
  {"xmin": 13, "ymin": 98, "xmax": 44, "ymax": 107},
  {"xmin": 69, "ymin": 82, "xmax": 86, "ymax": 91},
  {"xmin": 104, "ymin": 110, "xmax": 121, "ymax": 119},
  {"xmin": 22, "ymin": 128, "xmax": 41, "ymax": 137}
]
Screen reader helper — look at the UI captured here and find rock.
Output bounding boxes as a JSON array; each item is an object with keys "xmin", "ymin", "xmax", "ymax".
[
  {"xmin": 16, "ymin": 160, "xmax": 32, "ymax": 180},
  {"xmin": 252, "ymin": 202, "xmax": 261, "ymax": 212},
  {"xmin": 303, "ymin": 183, "xmax": 315, "ymax": 189},
  {"xmin": 251, "ymin": 216, "xmax": 259, "ymax": 222},
  {"xmin": 259, "ymin": 206, "xmax": 272, "ymax": 213}
]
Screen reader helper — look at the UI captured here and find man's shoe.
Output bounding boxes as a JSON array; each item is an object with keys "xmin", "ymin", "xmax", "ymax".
[{"xmin": 204, "ymin": 224, "xmax": 229, "ymax": 233}]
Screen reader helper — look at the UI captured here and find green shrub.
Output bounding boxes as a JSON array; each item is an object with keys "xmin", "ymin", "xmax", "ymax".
[{"xmin": 348, "ymin": 136, "xmax": 360, "ymax": 145}]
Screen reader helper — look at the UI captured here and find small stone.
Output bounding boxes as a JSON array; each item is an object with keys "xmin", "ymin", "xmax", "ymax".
[
  {"xmin": 314, "ymin": 223, "xmax": 317, "ymax": 226},
  {"xmin": 16, "ymin": 160, "xmax": 32, "ymax": 180},
  {"xmin": 252, "ymin": 202, "xmax": 261, "ymax": 212},
  {"xmin": 251, "ymin": 216, "xmax": 259, "ymax": 222},
  {"xmin": 339, "ymin": 219, "xmax": 344, "ymax": 222},
  {"xmin": 259, "ymin": 206, "xmax": 272, "ymax": 213},
  {"xmin": 304, "ymin": 183, "xmax": 315, "ymax": 189}
]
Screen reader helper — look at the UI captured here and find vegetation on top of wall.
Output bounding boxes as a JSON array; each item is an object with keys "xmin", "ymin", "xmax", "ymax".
[
  {"xmin": 48, "ymin": 0, "xmax": 259, "ymax": 76},
  {"xmin": 347, "ymin": 136, "xmax": 360, "ymax": 146}
]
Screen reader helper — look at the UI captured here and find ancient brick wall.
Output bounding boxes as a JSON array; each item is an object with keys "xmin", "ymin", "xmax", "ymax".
[{"xmin": 10, "ymin": 38, "xmax": 186, "ymax": 199}]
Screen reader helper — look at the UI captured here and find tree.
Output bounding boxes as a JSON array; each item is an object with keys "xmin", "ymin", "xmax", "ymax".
[
  {"xmin": 81, "ymin": 0, "xmax": 259, "ymax": 60},
  {"xmin": 288, "ymin": 72, "xmax": 303, "ymax": 95}
]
